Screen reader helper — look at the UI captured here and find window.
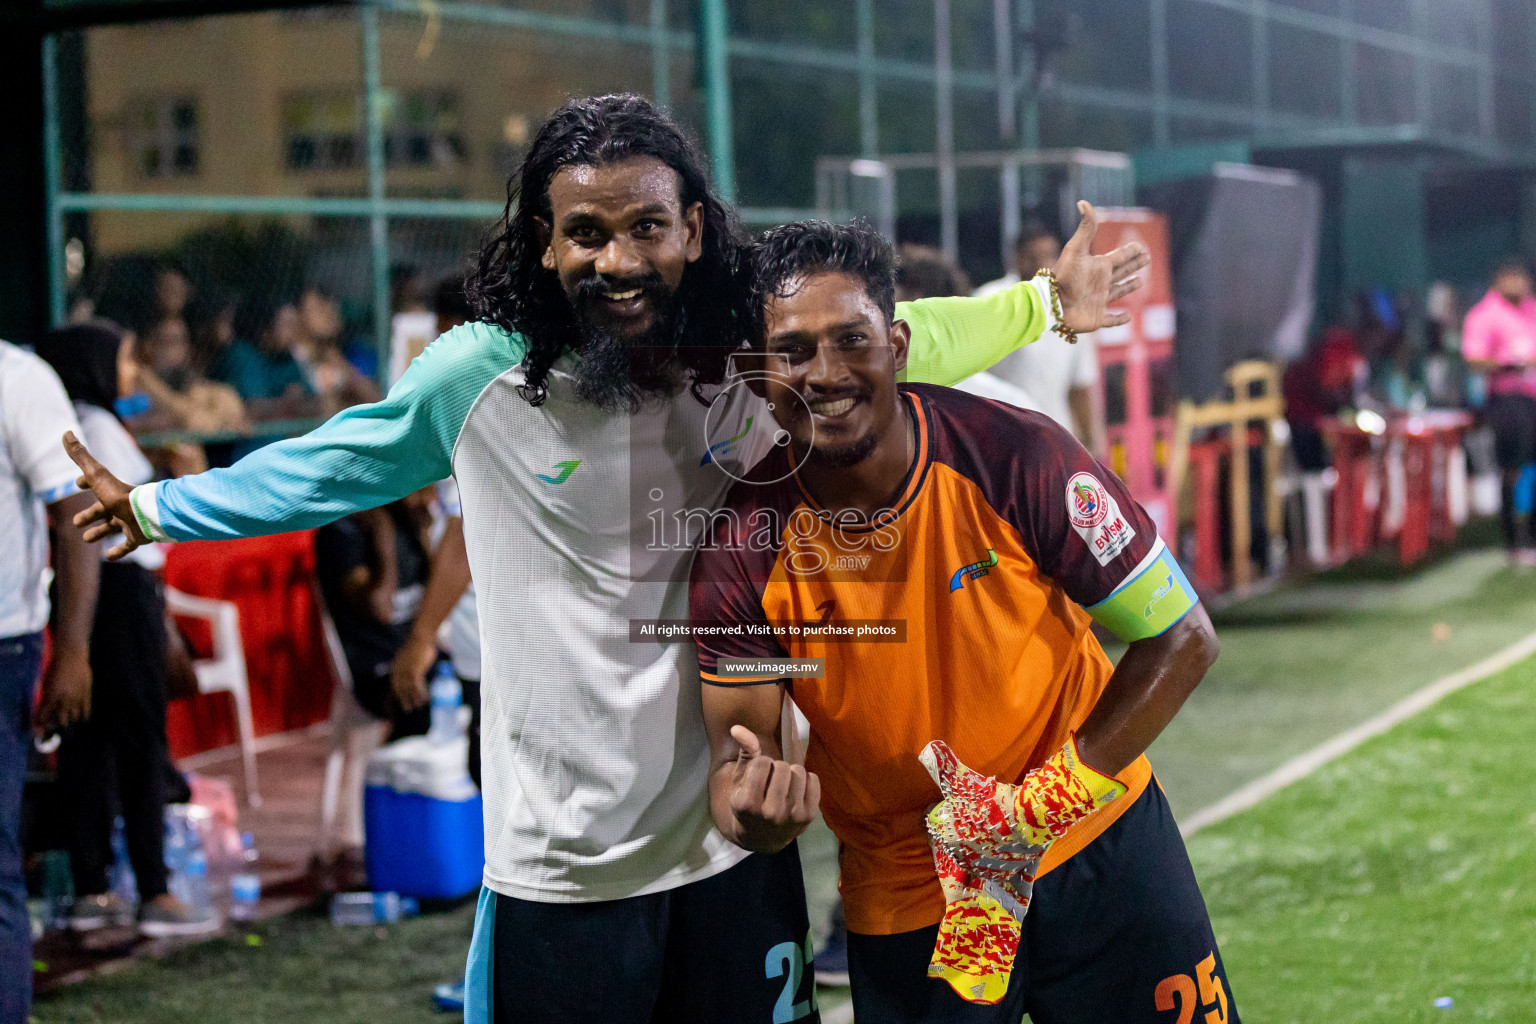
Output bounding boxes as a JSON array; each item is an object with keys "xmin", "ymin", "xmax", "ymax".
[
  {"xmin": 282, "ymin": 90, "xmax": 466, "ymax": 172},
  {"xmin": 381, "ymin": 90, "xmax": 467, "ymax": 170},
  {"xmin": 282, "ymin": 93, "xmax": 362, "ymax": 171},
  {"xmin": 133, "ymin": 96, "xmax": 198, "ymax": 178}
]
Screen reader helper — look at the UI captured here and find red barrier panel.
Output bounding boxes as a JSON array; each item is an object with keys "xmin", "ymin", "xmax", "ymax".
[{"xmin": 162, "ymin": 531, "xmax": 334, "ymax": 758}]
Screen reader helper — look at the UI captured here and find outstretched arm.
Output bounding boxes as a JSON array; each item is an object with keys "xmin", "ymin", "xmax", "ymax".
[
  {"xmin": 702, "ymin": 679, "xmax": 819, "ymax": 855},
  {"xmin": 898, "ymin": 201, "xmax": 1150, "ymax": 386},
  {"xmin": 67, "ymin": 325, "xmax": 521, "ymax": 557}
]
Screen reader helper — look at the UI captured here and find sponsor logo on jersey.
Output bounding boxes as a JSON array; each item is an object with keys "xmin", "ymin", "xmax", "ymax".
[
  {"xmin": 536, "ymin": 459, "xmax": 582, "ymax": 484},
  {"xmin": 1065, "ymin": 472, "xmax": 1136, "ymax": 566},
  {"xmin": 701, "ymin": 415, "xmax": 754, "ymax": 466},
  {"xmin": 948, "ymin": 549, "xmax": 999, "ymax": 592}
]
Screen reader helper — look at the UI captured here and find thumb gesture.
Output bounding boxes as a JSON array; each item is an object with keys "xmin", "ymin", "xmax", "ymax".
[{"xmin": 727, "ymin": 724, "xmax": 820, "ymax": 854}]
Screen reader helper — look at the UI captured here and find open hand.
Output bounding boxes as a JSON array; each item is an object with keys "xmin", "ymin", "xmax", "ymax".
[
  {"xmin": 727, "ymin": 724, "xmax": 820, "ymax": 854},
  {"xmin": 1051, "ymin": 201, "xmax": 1152, "ymax": 334},
  {"xmin": 64, "ymin": 431, "xmax": 149, "ymax": 560}
]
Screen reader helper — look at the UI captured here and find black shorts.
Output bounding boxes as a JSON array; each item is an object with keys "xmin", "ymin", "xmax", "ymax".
[
  {"xmin": 847, "ymin": 782, "xmax": 1239, "ymax": 1024},
  {"xmin": 465, "ymin": 842, "xmax": 819, "ymax": 1024},
  {"xmin": 1486, "ymin": 393, "xmax": 1536, "ymax": 471}
]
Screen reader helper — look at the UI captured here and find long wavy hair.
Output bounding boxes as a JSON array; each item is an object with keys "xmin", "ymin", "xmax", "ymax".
[{"xmin": 467, "ymin": 93, "xmax": 745, "ymax": 407}]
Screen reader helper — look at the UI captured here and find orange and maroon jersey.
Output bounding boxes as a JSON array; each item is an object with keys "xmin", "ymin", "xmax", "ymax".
[{"xmin": 688, "ymin": 383, "xmax": 1196, "ymax": 935}]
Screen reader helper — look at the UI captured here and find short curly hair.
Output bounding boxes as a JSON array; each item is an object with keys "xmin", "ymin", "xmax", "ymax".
[{"xmin": 746, "ymin": 220, "xmax": 896, "ymax": 347}]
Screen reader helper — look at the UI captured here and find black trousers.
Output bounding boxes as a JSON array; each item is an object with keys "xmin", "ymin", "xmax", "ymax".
[
  {"xmin": 848, "ymin": 782, "xmax": 1238, "ymax": 1024},
  {"xmin": 57, "ymin": 562, "xmax": 170, "ymax": 900}
]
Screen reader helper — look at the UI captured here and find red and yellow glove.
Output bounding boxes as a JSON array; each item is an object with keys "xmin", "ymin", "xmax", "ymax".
[{"xmin": 918, "ymin": 736, "xmax": 1127, "ymax": 1003}]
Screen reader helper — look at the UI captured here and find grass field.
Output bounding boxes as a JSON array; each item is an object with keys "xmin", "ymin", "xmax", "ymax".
[
  {"xmin": 32, "ymin": 548, "xmax": 1536, "ymax": 1023},
  {"xmin": 1189, "ymin": 653, "xmax": 1536, "ymax": 1023}
]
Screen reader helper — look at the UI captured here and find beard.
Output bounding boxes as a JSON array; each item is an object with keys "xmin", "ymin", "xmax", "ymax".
[
  {"xmin": 567, "ymin": 272, "xmax": 688, "ymax": 412},
  {"xmin": 800, "ymin": 386, "xmax": 878, "ymax": 468},
  {"xmin": 805, "ymin": 430, "xmax": 878, "ymax": 468}
]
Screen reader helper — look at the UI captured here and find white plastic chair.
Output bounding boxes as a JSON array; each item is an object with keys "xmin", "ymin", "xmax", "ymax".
[
  {"xmin": 313, "ymin": 591, "xmax": 387, "ymax": 863},
  {"xmin": 164, "ymin": 587, "xmax": 261, "ymax": 807}
]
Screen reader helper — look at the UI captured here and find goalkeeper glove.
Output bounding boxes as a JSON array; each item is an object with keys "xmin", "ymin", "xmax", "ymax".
[{"xmin": 918, "ymin": 735, "xmax": 1126, "ymax": 1003}]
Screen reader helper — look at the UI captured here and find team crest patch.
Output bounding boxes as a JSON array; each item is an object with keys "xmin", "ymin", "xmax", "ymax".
[{"xmin": 1065, "ymin": 472, "xmax": 1136, "ymax": 566}]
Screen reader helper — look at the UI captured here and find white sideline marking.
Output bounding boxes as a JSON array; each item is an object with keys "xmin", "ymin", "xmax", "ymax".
[{"xmin": 1179, "ymin": 627, "xmax": 1536, "ymax": 837}]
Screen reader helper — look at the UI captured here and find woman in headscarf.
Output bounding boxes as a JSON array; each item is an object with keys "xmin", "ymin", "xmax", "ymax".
[{"xmin": 33, "ymin": 321, "xmax": 218, "ymax": 938}]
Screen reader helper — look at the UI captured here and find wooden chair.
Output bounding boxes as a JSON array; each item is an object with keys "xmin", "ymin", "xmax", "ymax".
[{"xmin": 1165, "ymin": 360, "xmax": 1286, "ymax": 591}]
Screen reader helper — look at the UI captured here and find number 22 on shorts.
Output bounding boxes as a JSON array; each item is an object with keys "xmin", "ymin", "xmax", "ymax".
[
  {"xmin": 1155, "ymin": 952, "xmax": 1228, "ymax": 1024},
  {"xmin": 765, "ymin": 931, "xmax": 818, "ymax": 1023}
]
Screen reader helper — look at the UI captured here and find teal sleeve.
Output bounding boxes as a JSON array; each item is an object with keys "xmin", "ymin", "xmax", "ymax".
[
  {"xmin": 1085, "ymin": 542, "xmax": 1198, "ymax": 642},
  {"xmin": 896, "ymin": 280, "xmax": 1048, "ymax": 386},
  {"xmin": 149, "ymin": 323, "xmax": 524, "ymax": 541}
]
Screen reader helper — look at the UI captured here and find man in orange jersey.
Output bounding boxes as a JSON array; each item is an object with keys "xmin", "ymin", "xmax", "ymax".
[{"xmin": 688, "ymin": 219, "xmax": 1236, "ymax": 1023}]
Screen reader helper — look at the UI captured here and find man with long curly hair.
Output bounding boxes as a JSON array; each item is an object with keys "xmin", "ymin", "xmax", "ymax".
[{"xmin": 64, "ymin": 94, "xmax": 1147, "ymax": 1022}]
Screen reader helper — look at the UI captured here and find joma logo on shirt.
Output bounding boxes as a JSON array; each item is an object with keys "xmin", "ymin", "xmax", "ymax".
[
  {"xmin": 948, "ymin": 549, "xmax": 999, "ymax": 592},
  {"xmin": 700, "ymin": 416, "xmax": 754, "ymax": 466},
  {"xmin": 536, "ymin": 460, "xmax": 581, "ymax": 484}
]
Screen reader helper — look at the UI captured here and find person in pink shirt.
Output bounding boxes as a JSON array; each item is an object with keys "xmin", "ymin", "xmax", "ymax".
[{"xmin": 1462, "ymin": 261, "xmax": 1536, "ymax": 559}]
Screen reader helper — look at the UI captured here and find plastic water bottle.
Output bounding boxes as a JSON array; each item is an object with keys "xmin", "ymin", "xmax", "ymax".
[
  {"xmin": 109, "ymin": 816, "xmax": 138, "ymax": 906},
  {"xmin": 429, "ymin": 663, "xmax": 463, "ymax": 745},
  {"xmin": 229, "ymin": 832, "xmax": 260, "ymax": 923},
  {"xmin": 183, "ymin": 846, "xmax": 213, "ymax": 915},
  {"xmin": 329, "ymin": 891, "xmax": 419, "ymax": 926},
  {"xmin": 165, "ymin": 805, "xmax": 213, "ymax": 916},
  {"xmin": 164, "ymin": 807, "xmax": 190, "ymax": 906}
]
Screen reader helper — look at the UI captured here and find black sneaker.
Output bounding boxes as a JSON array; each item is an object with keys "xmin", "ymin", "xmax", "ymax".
[{"xmin": 814, "ymin": 919, "xmax": 850, "ymax": 987}]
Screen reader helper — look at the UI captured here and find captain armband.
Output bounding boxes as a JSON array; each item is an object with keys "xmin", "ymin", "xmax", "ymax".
[{"xmin": 1084, "ymin": 539, "xmax": 1196, "ymax": 642}]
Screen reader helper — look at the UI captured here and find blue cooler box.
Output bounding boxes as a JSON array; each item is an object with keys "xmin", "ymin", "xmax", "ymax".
[{"xmin": 364, "ymin": 735, "xmax": 484, "ymax": 899}]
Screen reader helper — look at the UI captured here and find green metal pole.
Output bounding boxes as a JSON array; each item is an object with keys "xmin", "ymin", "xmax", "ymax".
[
  {"xmin": 650, "ymin": 0, "xmax": 671, "ymax": 110},
  {"xmin": 42, "ymin": 34, "xmax": 65, "ymax": 327},
  {"xmin": 361, "ymin": 4, "xmax": 391, "ymax": 384},
  {"xmin": 857, "ymin": 0, "xmax": 877, "ymax": 156},
  {"xmin": 699, "ymin": 0, "xmax": 735, "ymax": 202}
]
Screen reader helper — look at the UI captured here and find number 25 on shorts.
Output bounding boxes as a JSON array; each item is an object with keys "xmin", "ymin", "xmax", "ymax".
[{"xmin": 1155, "ymin": 952, "xmax": 1228, "ymax": 1024}]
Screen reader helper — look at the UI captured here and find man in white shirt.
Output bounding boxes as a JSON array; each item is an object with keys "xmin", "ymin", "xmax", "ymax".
[
  {"xmin": 974, "ymin": 226, "xmax": 1105, "ymax": 455},
  {"xmin": 0, "ymin": 339, "xmax": 100, "ymax": 1024}
]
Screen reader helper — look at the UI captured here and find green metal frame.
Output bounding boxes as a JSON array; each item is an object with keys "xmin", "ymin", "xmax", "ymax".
[{"xmin": 39, "ymin": 0, "xmax": 1536, "ymax": 344}]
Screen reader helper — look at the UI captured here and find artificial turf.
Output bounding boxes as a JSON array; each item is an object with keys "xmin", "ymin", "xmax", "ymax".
[{"xmin": 1186, "ymin": 651, "xmax": 1536, "ymax": 1023}]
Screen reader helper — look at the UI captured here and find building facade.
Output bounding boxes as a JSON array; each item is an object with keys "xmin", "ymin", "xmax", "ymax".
[{"xmin": 30, "ymin": 0, "xmax": 1536, "ymax": 349}]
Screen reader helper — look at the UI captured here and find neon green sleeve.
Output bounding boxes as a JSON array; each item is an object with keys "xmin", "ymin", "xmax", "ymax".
[{"xmin": 896, "ymin": 277, "xmax": 1052, "ymax": 386}]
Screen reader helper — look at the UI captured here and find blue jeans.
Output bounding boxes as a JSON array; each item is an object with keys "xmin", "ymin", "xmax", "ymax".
[{"xmin": 0, "ymin": 632, "xmax": 42, "ymax": 1024}]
